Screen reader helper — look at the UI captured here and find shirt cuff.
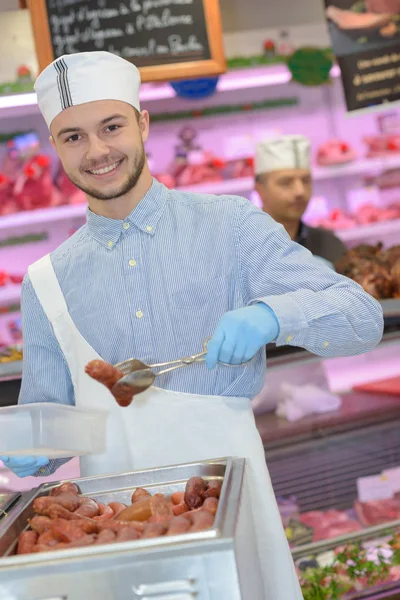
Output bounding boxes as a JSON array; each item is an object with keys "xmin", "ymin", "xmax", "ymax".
[{"xmin": 249, "ymin": 295, "xmax": 309, "ymax": 347}]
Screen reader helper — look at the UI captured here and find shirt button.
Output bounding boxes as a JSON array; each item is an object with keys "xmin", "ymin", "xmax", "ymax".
[
  {"xmin": 107, "ymin": 241, "xmax": 114, "ymax": 248},
  {"xmin": 286, "ymin": 335, "xmax": 293, "ymax": 343},
  {"xmin": 123, "ymin": 222, "xmax": 130, "ymax": 230},
  {"xmin": 136, "ymin": 310, "xmax": 144, "ymax": 319},
  {"xmin": 129, "ymin": 259, "xmax": 137, "ymax": 267},
  {"xmin": 323, "ymin": 341, "xmax": 329, "ymax": 347},
  {"xmin": 146, "ymin": 225, "xmax": 153, "ymax": 232}
]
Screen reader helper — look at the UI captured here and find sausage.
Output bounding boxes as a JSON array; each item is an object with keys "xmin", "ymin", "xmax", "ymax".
[
  {"xmin": 166, "ymin": 516, "xmax": 191, "ymax": 536},
  {"xmin": 66, "ymin": 534, "xmax": 96, "ymax": 548},
  {"xmin": 131, "ymin": 488, "xmax": 151, "ymax": 504},
  {"xmin": 29, "ymin": 516, "xmax": 52, "ymax": 534},
  {"xmin": 204, "ymin": 480, "xmax": 222, "ymax": 499},
  {"xmin": 172, "ymin": 502, "xmax": 189, "ymax": 516},
  {"xmin": 109, "ymin": 502, "xmax": 127, "ymax": 517},
  {"xmin": 110, "ymin": 381, "xmax": 135, "ymax": 407},
  {"xmin": 188, "ymin": 509, "xmax": 214, "ymax": 532},
  {"xmin": 50, "ymin": 482, "xmax": 80, "ymax": 497},
  {"xmin": 75, "ymin": 498, "xmax": 100, "ymax": 518},
  {"xmin": 17, "ymin": 530, "xmax": 38, "ymax": 555},
  {"xmin": 117, "ymin": 495, "xmax": 171, "ymax": 523},
  {"xmin": 171, "ymin": 492, "xmax": 185, "ymax": 506},
  {"xmin": 37, "ymin": 531, "xmax": 58, "ymax": 547},
  {"xmin": 50, "ymin": 520, "xmax": 90, "ymax": 543},
  {"xmin": 115, "ymin": 526, "xmax": 141, "ymax": 542},
  {"xmin": 33, "ymin": 494, "xmax": 80, "ymax": 515},
  {"xmin": 202, "ymin": 497, "xmax": 219, "ymax": 516},
  {"xmin": 85, "ymin": 360, "xmax": 124, "ymax": 391},
  {"xmin": 184, "ymin": 477, "xmax": 207, "ymax": 510},
  {"xmin": 33, "ymin": 543, "xmax": 66, "ymax": 553},
  {"xmin": 142, "ymin": 522, "xmax": 168, "ymax": 539},
  {"xmin": 93, "ymin": 503, "xmax": 114, "ymax": 521},
  {"xmin": 95, "ymin": 529, "xmax": 116, "ymax": 545},
  {"xmin": 48, "ymin": 504, "xmax": 91, "ymax": 521},
  {"xmin": 98, "ymin": 519, "xmax": 145, "ymax": 535}
]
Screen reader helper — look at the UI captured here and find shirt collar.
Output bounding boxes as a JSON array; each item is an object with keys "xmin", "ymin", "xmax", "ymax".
[{"xmin": 86, "ymin": 178, "xmax": 167, "ymax": 249}]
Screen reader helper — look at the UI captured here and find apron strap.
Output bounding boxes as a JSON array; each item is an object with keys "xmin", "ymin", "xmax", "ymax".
[{"xmin": 28, "ymin": 254, "xmax": 69, "ymax": 321}]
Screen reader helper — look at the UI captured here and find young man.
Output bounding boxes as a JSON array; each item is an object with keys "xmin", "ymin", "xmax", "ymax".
[
  {"xmin": 1, "ymin": 52, "xmax": 383, "ymax": 599},
  {"xmin": 255, "ymin": 134, "xmax": 347, "ymax": 265}
]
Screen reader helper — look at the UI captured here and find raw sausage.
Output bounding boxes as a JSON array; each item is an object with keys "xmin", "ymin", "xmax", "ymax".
[
  {"xmin": 98, "ymin": 520, "xmax": 145, "ymax": 535},
  {"xmin": 171, "ymin": 492, "xmax": 185, "ymax": 506},
  {"xmin": 188, "ymin": 509, "xmax": 214, "ymax": 532},
  {"xmin": 142, "ymin": 523, "xmax": 168, "ymax": 538},
  {"xmin": 166, "ymin": 516, "xmax": 191, "ymax": 536},
  {"xmin": 202, "ymin": 497, "xmax": 219, "ymax": 516},
  {"xmin": 33, "ymin": 494, "xmax": 80, "ymax": 515},
  {"xmin": 184, "ymin": 477, "xmax": 207, "ymax": 510},
  {"xmin": 48, "ymin": 504, "xmax": 91, "ymax": 521},
  {"xmin": 50, "ymin": 482, "xmax": 80, "ymax": 497},
  {"xmin": 17, "ymin": 530, "xmax": 38, "ymax": 554},
  {"xmin": 115, "ymin": 527, "xmax": 140, "ymax": 542},
  {"xmin": 117, "ymin": 496, "xmax": 171, "ymax": 523},
  {"xmin": 29, "ymin": 516, "xmax": 52, "ymax": 534},
  {"xmin": 110, "ymin": 381, "xmax": 135, "ymax": 407},
  {"xmin": 75, "ymin": 498, "xmax": 99, "ymax": 518},
  {"xmin": 50, "ymin": 519, "xmax": 97, "ymax": 543},
  {"xmin": 204, "ymin": 480, "xmax": 222, "ymax": 499},
  {"xmin": 37, "ymin": 531, "xmax": 58, "ymax": 547},
  {"xmin": 85, "ymin": 360, "xmax": 124, "ymax": 391},
  {"xmin": 95, "ymin": 529, "xmax": 116, "ymax": 545},
  {"xmin": 109, "ymin": 502, "xmax": 127, "ymax": 517},
  {"xmin": 131, "ymin": 488, "xmax": 151, "ymax": 504},
  {"xmin": 93, "ymin": 503, "xmax": 114, "ymax": 521},
  {"xmin": 172, "ymin": 502, "xmax": 189, "ymax": 516}
]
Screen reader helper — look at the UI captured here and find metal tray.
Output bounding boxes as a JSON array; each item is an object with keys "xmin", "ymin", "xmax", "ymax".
[{"xmin": 0, "ymin": 457, "xmax": 244, "ymax": 562}]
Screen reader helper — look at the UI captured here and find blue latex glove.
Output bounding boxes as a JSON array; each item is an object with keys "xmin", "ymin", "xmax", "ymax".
[
  {"xmin": 0, "ymin": 456, "xmax": 49, "ymax": 478},
  {"xmin": 206, "ymin": 303, "xmax": 280, "ymax": 369}
]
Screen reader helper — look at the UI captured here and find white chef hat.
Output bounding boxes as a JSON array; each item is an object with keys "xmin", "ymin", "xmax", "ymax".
[
  {"xmin": 255, "ymin": 135, "xmax": 311, "ymax": 175},
  {"xmin": 34, "ymin": 51, "xmax": 141, "ymax": 129}
]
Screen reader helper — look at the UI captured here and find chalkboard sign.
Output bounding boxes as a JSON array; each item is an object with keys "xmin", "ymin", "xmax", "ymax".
[{"xmin": 28, "ymin": 0, "xmax": 226, "ymax": 82}]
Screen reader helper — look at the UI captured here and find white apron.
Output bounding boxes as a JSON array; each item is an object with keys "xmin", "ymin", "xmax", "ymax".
[{"xmin": 29, "ymin": 254, "xmax": 303, "ymax": 600}]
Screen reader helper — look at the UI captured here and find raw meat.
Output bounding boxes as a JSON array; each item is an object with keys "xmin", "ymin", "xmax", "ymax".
[
  {"xmin": 299, "ymin": 509, "xmax": 361, "ymax": 541},
  {"xmin": 354, "ymin": 498, "xmax": 400, "ymax": 526},
  {"xmin": 365, "ymin": 0, "xmax": 400, "ymax": 13},
  {"xmin": 326, "ymin": 5, "xmax": 392, "ymax": 29}
]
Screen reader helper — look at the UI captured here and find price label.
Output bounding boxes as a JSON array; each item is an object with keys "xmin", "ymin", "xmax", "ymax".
[{"xmin": 357, "ymin": 473, "xmax": 393, "ymax": 503}]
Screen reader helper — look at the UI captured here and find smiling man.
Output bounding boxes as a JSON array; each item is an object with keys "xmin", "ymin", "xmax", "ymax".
[{"xmin": 0, "ymin": 52, "xmax": 385, "ymax": 599}]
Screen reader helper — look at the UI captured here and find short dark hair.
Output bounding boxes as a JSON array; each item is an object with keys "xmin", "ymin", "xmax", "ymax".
[{"xmin": 255, "ymin": 174, "xmax": 267, "ymax": 185}]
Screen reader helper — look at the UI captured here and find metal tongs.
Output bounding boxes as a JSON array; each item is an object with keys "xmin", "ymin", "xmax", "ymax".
[{"xmin": 113, "ymin": 337, "xmax": 252, "ymax": 395}]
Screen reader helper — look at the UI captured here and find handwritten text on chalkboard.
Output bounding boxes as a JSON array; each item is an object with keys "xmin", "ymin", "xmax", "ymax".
[{"xmin": 45, "ymin": 0, "xmax": 211, "ymax": 67}]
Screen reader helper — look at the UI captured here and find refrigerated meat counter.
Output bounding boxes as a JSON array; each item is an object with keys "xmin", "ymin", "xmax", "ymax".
[{"xmin": 0, "ymin": 457, "xmax": 264, "ymax": 600}]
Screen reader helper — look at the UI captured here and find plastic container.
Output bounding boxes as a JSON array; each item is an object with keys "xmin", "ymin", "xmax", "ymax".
[{"xmin": 0, "ymin": 403, "xmax": 108, "ymax": 458}]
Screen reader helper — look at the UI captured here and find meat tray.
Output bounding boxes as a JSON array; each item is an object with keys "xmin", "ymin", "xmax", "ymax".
[{"xmin": 0, "ymin": 457, "xmax": 263, "ymax": 600}]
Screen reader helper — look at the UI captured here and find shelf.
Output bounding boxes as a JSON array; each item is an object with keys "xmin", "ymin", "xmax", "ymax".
[
  {"xmin": 0, "ymin": 285, "xmax": 21, "ymax": 308},
  {"xmin": 314, "ymin": 154, "xmax": 400, "ymax": 181},
  {"xmin": 337, "ymin": 218, "xmax": 400, "ymax": 243},
  {"xmin": 0, "ymin": 203, "xmax": 87, "ymax": 232},
  {"xmin": 0, "ymin": 64, "xmax": 341, "ymax": 117}
]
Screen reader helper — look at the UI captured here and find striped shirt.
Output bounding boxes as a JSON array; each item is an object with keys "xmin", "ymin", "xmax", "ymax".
[{"xmin": 19, "ymin": 179, "xmax": 383, "ymax": 471}]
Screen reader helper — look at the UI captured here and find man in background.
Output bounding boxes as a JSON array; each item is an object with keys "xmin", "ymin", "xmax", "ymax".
[{"xmin": 255, "ymin": 134, "xmax": 347, "ymax": 265}]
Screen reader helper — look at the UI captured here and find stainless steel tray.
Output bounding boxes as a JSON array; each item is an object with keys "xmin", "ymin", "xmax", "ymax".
[
  {"xmin": 0, "ymin": 457, "xmax": 264, "ymax": 600},
  {"xmin": 0, "ymin": 457, "xmax": 243, "ymax": 561}
]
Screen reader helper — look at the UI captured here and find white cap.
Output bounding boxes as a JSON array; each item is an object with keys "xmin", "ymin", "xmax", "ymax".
[
  {"xmin": 255, "ymin": 135, "xmax": 311, "ymax": 175},
  {"xmin": 34, "ymin": 51, "xmax": 141, "ymax": 128}
]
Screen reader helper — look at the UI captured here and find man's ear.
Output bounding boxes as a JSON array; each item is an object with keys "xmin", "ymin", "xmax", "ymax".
[
  {"xmin": 139, "ymin": 110, "xmax": 150, "ymax": 143},
  {"xmin": 49, "ymin": 135, "xmax": 56, "ymax": 150}
]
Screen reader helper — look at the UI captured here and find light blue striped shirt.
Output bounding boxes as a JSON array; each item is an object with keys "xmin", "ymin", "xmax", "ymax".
[{"xmin": 19, "ymin": 179, "xmax": 383, "ymax": 473}]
